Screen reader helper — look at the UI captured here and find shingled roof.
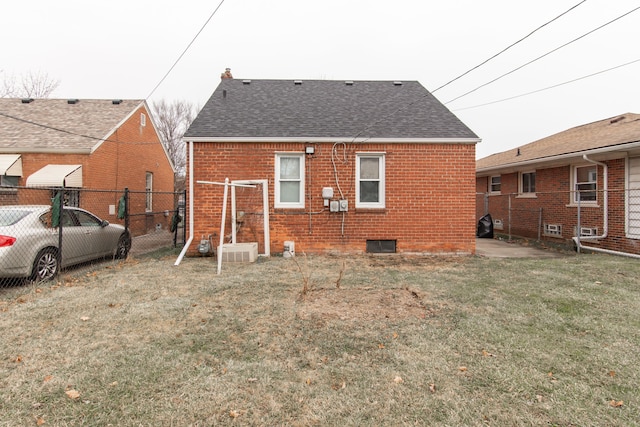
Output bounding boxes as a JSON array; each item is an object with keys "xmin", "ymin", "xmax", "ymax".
[
  {"xmin": 0, "ymin": 98, "xmax": 145, "ymax": 153},
  {"xmin": 185, "ymin": 79, "xmax": 479, "ymax": 141},
  {"xmin": 477, "ymin": 113, "xmax": 640, "ymax": 173}
]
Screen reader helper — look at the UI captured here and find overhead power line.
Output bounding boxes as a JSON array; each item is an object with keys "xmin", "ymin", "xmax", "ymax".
[
  {"xmin": 453, "ymin": 57, "xmax": 640, "ymax": 111},
  {"xmin": 432, "ymin": 0, "xmax": 587, "ymax": 94},
  {"xmin": 145, "ymin": 0, "xmax": 226, "ymax": 100},
  {"xmin": 445, "ymin": 5, "xmax": 640, "ymax": 105}
]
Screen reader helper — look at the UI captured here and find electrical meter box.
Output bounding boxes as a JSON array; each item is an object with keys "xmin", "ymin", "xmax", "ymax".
[
  {"xmin": 322, "ymin": 187, "xmax": 334, "ymax": 199},
  {"xmin": 339, "ymin": 200, "xmax": 348, "ymax": 212},
  {"xmin": 329, "ymin": 200, "xmax": 340, "ymax": 212}
]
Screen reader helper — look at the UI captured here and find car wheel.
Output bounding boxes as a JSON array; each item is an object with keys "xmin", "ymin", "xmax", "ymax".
[
  {"xmin": 115, "ymin": 233, "xmax": 131, "ymax": 259},
  {"xmin": 31, "ymin": 248, "xmax": 59, "ymax": 282}
]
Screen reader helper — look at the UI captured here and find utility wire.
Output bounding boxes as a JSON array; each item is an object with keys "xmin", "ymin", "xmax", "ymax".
[
  {"xmin": 453, "ymin": 57, "xmax": 640, "ymax": 111},
  {"xmin": 445, "ymin": 5, "xmax": 640, "ymax": 105},
  {"xmin": 0, "ymin": 1, "xmax": 226, "ymax": 144},
  {"xmin": 432, "ymin": 0, "xmax": 587, "ymax": 93},
  {"xmin": 0, "ymin": 111, "xmax": 159, "ymax": 145},
  {"xmin": 145, "ymin": 0, "xmax": 226, "ymax": 100}
]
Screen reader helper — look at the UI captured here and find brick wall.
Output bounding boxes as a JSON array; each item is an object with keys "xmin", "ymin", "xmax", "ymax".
[
  {"xmin": 15, "ymin": 105, "xmax": 174, "ymax": 234},
  {"xmin": 476, "ymin": 157, "xmax": 640, "ymax": 255},
  {"xmin": 189, "ymin": 141, "xmax": 476, "ymax": 256}
]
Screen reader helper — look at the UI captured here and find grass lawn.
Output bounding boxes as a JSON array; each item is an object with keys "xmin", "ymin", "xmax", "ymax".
[{"xmin": 1, "ymin": 251, "xmax": 639, "ymax": 426}]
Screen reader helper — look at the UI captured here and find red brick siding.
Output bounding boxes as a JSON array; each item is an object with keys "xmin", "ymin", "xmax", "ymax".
[
  {"xmin": 189, "ymin": 141, "xmax": 476, "ymax": 256},
  {"xmin": 14, "ymin": 105, "xmax": 174, "ymax": 234},
  {"xmin": 476, "ymin": 157, "xmax": 640, "ymax": 254}
]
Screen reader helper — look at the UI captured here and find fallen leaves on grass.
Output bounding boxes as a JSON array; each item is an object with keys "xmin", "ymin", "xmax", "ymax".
[
  {"xmin": 65, "ymin": 389, "xmax": 80, "ymax": 400},
  {"xmin": 35, "ymin": 416, "xmax": 45, "ymax": 425},
  {"xmin": 609, "ymin": 400, "xmax": 623, "ymax": 408},
  {"xmin": 458, "ymin": 366, "xmax": 467, "ymax": 372},
  {"xmin": 429, "ymin": 383, "xmax": 436, "ymax": 393},
  {"xmin": 393, "ymin": 376, "xmax": 403, "ymax": 384}
]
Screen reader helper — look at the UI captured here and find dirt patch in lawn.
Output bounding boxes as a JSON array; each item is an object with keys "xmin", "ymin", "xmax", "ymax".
[{"xmin": 297, "ymin": 286, "xmax": 433, "ymax": 321}]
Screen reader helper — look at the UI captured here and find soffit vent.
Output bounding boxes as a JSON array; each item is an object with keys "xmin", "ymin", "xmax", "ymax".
[
  {"xmin": 294, "ymin": 80, "xmax": 303, "ymax": 85},
  {"xmin": 393, "ymin": 81, "xmax": 403, "ymax": 86}
]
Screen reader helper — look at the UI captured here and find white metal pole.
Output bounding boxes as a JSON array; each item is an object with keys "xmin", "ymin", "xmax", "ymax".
[
  {"xmin": 217, "ymin": 178, "xmax": 229, "ymax": 275},
  {"xmin": 174, "ymin": 140, "xmax": 194, "ymax": 266}
]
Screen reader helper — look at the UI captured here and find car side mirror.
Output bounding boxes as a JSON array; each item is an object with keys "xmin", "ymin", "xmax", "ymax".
[{"xmin": 101, "ymin": 220, "xmax": 109, "ymax": 227}]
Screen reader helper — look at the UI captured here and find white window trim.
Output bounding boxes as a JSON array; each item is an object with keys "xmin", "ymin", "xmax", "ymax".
[
  {"xmin": 518, "ymin": 170, "xmax": 536, "ymax": 197},
  {"xmin": 274, "ymin": 153, "xmax": 305, "ymax": 209},
  {"xmin": 140, "ymin": 113, "xmax": 146, "ymax": 127},
  {"xmin": 569, "ymin": 164, "xmax": 598, "ymax": 206},
  {"xmin": 356, "ymin": 152, "xmax": 385, "ymax": 209},
  {"xmin": 489, "ymin": 175, "xmax": 501, "ymax": 194},
  {"xmin": 145, "ymin": 172, "xmax": 153, "ymax": 212}
]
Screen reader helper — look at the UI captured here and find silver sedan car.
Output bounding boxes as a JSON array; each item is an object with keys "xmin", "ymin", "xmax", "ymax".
[{"xmin": 0, "ymin": 205, "xmax": 131, "ymax": 281}]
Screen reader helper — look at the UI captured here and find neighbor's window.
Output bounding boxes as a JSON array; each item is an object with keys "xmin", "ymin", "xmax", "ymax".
[
  {"xmin": 275, "ymin": 153, "xmax": 304, "ymax": 208},
  {"xmin": 145, "ymin": 172, "xmax": 153, "ymax": 211},
  {"xmin": 489, "ymin": 175, "xmax": 501, "ymax": 193},
  {"xmin": 356, "ymin": 153, "xmax": 385, "ymax": 208},
  {"xmin": 573, "ymin": 165, "xmax": 597, "ymax": 203},
  {"xmin": 0, "ymin": 175, "xmax": 19, "ymax": 188},
  {"xmin": 519, "ymin": 171, "xmax": 536, "ymax": 195},
  {"xmin": 140, "ymin": 113, "xmax": 146, "ymax": 127}
]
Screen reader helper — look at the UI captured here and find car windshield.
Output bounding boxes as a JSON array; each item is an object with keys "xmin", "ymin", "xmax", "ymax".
[{"xmin": 0, "ymin": 210, "xmax": 31, "ymax": 226}]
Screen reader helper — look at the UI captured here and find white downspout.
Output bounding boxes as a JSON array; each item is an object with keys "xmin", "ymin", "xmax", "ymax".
[
  {"xmin": 572, "ymin": 155, "xmax": 640, "ymax": 259},
  {"xmin": 174, "ymin": 140, "xmax": 194, "ymax": 266}
]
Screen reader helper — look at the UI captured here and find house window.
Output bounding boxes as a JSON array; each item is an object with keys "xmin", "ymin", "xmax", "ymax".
[
  {"xmin": 356, "ymin": 153, "xmax": 385, "ymax": 208},
  {"xmin": 544, "ymin": 223, "xmax": 562, "ymax": 237},
  {"xmin": 145, "ymin": 172, "xmax": 153, "ymax": 212},
  {"xmin": 573, "ymin": 165, "xmax": 597, "ymax": 203},
  {"xmin": 489, "ymin": 175, "xmax": 501, "ymax": 193},
  {"xmin": 275, "ymin": 153, "xmax": 304, "ymax": 208},
  {"xmin": 0, "ymin": 175, "xmax": 19, "ymax": 188},
  {"xmin": 140, "ymin": 113, "xmax": 146, "ymax": 127},
  {"xmin": 519, "ymin": 171, "xmax": 536, "ymax": 195},
  {"xmin": 51, "ymin": 189, "xmax": 80, "ymax": 208}
]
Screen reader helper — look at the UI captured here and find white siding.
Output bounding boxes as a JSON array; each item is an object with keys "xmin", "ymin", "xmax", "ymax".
[{"xmin": 627, "ymin": 157, "xmax": 640, "ymax": 238}]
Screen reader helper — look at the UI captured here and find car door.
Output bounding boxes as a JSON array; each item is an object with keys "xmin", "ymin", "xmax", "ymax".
[{"xmin": 71, "ymin": 210, "xmax": 114, "ymax": 260}]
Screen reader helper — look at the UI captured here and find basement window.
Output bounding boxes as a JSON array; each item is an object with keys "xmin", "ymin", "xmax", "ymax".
[
  {"xmin": 366, "ymin": 240, "xmax": 396, "ymax": 253},
  {"xmin": 544, "ymin": 223, "xmax": 562, "ymax": 237}
]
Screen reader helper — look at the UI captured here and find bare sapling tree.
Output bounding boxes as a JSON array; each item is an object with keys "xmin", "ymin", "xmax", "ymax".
[
  {"xmin": 151, "ymin": 99, "xmax": 198, "ymax": 190},
  {"xmin": 0, "ymin": 70, "xmax": 59, "ymax": 98}
]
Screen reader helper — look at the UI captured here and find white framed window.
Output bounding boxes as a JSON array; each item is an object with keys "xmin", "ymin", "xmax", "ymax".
[
  {"xmin": 356, "ymin": 153, "xmax": 385, "ymax": 209},
  {"xmin": 140, "ymin": 113, "xmax": 146, "ymax": 127},
  {"xmin": 519, "ymin": 171, "xmax": 536, "ymax": 195},
  {"xmin": 572, "ymin": 165, "xmax": 597, "ymax": 203},
  {"xmin": 145, "ymin": 172, "xmax": 153, "ymax": 212},
  {"xmin": 544, "ymin": 223, "xmax": 562, "ymax": 237},
  {"xmin": 275, "ymin": 153, "xmax": 304, "ymax": 208},
  {"xmin": 489, "ymin": 175, "xmax": 501, "ymax": 193},
  {"xmin": 0, "ymin": 175, "xmax": 19, "ymax": 188}
]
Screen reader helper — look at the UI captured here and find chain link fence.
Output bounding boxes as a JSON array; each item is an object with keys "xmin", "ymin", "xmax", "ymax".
[
  {"xmin": 477, "ymin": 188, "xmax": 640, "ymax": 252},
  {"xmin": 0, "ymin": 186, "xmax": 185, "ymax": 287}
]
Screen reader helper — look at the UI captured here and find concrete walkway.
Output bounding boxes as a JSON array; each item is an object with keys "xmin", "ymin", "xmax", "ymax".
[{"xmin": 475, "ymin": 238, "xmax": 570, "ymax": 258}]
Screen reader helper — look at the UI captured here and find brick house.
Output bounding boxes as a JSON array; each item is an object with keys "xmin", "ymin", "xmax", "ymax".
[
  {"xmin": 476, "ymin": 113, "xmax": 640, "ymax": 256},
  {"xmin": 0, "ymin": 98, "xmax": 175, "ymax": 235},
  {"xmin": 183, "ymin": 78, "xmax": 480, "ymax": 256}
]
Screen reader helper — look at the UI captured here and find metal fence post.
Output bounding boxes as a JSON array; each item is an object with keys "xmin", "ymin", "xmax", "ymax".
[{"xmin": 124, "ymin": 188, "xmax": 129, "ymax": 232}]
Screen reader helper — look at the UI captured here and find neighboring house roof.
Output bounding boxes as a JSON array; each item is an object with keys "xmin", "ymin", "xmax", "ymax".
[
  {"xmin": 477, "ymin": 113, "xmax": 640, "ymax": 174},
  {"xmin": 0, "ymin": 98, "xmax": 145, "ymax": 153},
  {"xmin": 185, "ymin": 79, "xmax": 479, "ymax": 142}
]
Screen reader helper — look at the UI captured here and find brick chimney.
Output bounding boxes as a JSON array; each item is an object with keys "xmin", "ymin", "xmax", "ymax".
[{"xmin": 220, "ymin": 68, "xmax": 233, "ymax": 79}]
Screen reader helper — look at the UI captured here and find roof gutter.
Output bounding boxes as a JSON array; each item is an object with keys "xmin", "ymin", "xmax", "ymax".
[
  {"xmin": 477, "ymin": 140, "xmax": 640, "ymax": 175},
  {"xmin": 184, "ymin": 136, "xmax": 481, "ymax": 144}
]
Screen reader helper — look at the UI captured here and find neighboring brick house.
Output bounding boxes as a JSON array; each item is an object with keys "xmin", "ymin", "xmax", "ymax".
[
  {"xmin": 476, "ymin": 113, "xmax": 640, "ymax": 256},
  {"xmin": 0, "ymin": 98, "xmax": 175, "ymax": 235},
  {"xmin": 183, "ymin": 78, "xmax": 480, "ymax": 256}
]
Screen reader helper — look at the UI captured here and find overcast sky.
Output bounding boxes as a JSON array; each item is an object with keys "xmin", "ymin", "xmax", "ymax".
[{"xmin": 2, "ymin": 0, "xmax": 638, "ymax": 159}]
